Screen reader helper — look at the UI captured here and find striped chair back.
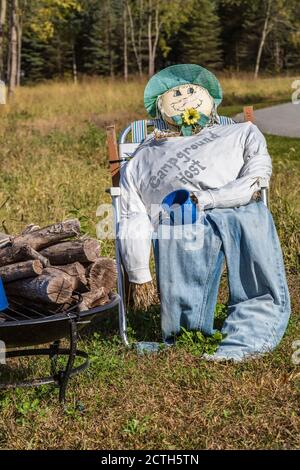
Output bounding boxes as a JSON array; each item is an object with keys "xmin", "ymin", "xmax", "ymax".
[
  {"xmin": 118, "ymin": 115, "xmax": 237, "ymax": 164},
  {"xmin": 129, "ymin": 116, "xmax": 235, "ymax": 144}
]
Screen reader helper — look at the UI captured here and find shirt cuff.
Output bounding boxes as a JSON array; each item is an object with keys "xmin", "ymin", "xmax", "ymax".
[
  {"xmin": 127, "ymin": 268, "xmax": 152, "ymax": 284},
  {"xmin": 195, "ymin": 190, "xmax": 215, "ymax": 210}
]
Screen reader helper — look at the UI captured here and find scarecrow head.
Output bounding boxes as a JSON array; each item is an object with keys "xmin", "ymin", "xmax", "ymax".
[{"xmin": 144, "ymin": 64, "xmax": 223, "ymax": 136}]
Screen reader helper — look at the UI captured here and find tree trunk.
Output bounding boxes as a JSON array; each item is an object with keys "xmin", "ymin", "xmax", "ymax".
[
  {"xmin": 72, "ymin": 42, "xmax": 77, "ymax": 84},
  {"xmin": 0, "ymin": 259, "xmax": 43, "ymax": 283},
  {"xmin": 40, "ymin": 239, "xmax": 100, "ymax": 265},
  {"xmin": 151, "ymin": 3, "xmax": 160, "ymax": 76},
  {"xmin": 147, "ymin": 0, "xmax": 153, "ymax": 77},
  {"xmin": 147, "ymin": 0, "xmax": 160, "ymax": 77},
  {"xmin": 105, "ymin": 0, "xmax": 114, "ymax": 78},
  {"xmin": 235, "ymin": 43, "xmax": 240, "ymax": 73},
  {"xmin": 5, "ymin": 0, "xmax": 10, "ymax": 84},
  {"xmin": 0, "ymin": 0, "xmax": 7, "ymax": 81},
  {"xmin": 274, "ymin": 36, "xmax": 281, "ymax": 73},
  {"xmin": 123, "ymin": 5, "xmax": 128, "ymax": 81},
  {"xmin": 254, "ymin": 0, "xmax": 272, "ymax": 79},
  {"xmin": 5, "ymin": 273, "xmax": 73, "ymax": 304},
  {"xmin": 126, "ymin": 0, "xmax": 143, "ymax": 76},
  {"xmin": 16, "ymin": 13, "xmax": 21, "ymax": 86},
  {"xmin": 138, "ymin": 0, "xmax": 143, "ymax": 72},
  {"xmin": 7, "ymin": 0, "xmax": 18, "ymax": 97}
]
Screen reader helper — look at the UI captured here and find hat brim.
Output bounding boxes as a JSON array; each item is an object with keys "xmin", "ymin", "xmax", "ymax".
[{"xmin": 144, "ymin": 64, "xmax": 223, "ymax": 118}]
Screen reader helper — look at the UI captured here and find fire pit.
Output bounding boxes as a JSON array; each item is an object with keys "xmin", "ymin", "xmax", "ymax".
[{"xmin": 0, "ymin": 293, "xmax": 120, "ymax": 403}]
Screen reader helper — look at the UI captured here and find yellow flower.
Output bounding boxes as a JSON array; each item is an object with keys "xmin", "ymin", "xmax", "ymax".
[{"xmin": 182, "ymin": 108, "xmax": 200, "ymax": 126}]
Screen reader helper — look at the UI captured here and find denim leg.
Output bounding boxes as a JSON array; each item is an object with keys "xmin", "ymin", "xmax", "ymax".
[
  {"xmin": 207, "ymin": 201, "xmax": 291, "ymax": 361},
  {"xmin": 154, "ymin": 215, "xmax": 224, "ymax": 342}
]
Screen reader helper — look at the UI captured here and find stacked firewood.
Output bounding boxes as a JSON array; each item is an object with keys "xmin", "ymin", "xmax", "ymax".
[{"xmin": 0, "ymin": 219, "xmax": 116, "ymax": 312}]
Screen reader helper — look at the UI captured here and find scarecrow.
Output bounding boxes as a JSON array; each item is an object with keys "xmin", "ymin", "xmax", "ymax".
[{"xmin": 119, "ymin": 64, "xmax": 291, "ymax": 361}]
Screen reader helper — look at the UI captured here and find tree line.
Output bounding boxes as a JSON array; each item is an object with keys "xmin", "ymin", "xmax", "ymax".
[{"xmin": 0, "ymin": 0, "xmax": 299, "ymax": 94}]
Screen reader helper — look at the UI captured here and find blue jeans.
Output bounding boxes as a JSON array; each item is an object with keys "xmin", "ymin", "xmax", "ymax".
[{"xmin": 154, "ymin": 201, "xmax": 291, "ymax": 361}]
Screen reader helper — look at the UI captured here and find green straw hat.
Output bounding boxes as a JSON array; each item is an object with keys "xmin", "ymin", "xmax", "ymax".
[{"xmin": 144, "ymin": 64, "xmax": 223, "ymax": 118}]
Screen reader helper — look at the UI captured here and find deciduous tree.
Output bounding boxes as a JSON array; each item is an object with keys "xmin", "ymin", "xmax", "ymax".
[{"xmin": 0, "ymin": 0, "xmax": 7, "ymax": 80}]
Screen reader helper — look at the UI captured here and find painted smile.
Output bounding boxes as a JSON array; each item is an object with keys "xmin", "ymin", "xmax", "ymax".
[{"xmin": 171, "ymin": 100, "xmax": 203, "ymax": 113}]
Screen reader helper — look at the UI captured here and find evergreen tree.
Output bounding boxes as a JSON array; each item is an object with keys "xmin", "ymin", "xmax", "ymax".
[
  {"xmin": 10, "ymin": 0, "xmax": 300, "ymax": 83},
  {"xmin": 21, "ymin": 31, "xmax": 47, "ymax": 83},
  {"xmin": 217, "ymin": 0, "xmax": 251, "ymax": 72},
  {"xmin": 21, "ymin": 0, "xmax": 83, "ymax": 82},
  {"xmin": 179, "ymin": 0, "xmax": 223, "ymax": 69},
  {"xmin": 80, "ymin": 0, "xmax": 121, "ymax": 76}
]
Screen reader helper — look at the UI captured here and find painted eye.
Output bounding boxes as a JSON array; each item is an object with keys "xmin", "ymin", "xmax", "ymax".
[
  {"xmin": 187, "ymin": 87, "xmax": 195, "ymax": 94},
  {"xmin": 173, "ymin": 90, "xmax": 182, "ymax": 97}
]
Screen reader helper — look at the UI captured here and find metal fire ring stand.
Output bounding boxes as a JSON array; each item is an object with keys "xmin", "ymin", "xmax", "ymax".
[{"xmin": 0, "ymin": 293, "xmax": 120, "ymax": 404}]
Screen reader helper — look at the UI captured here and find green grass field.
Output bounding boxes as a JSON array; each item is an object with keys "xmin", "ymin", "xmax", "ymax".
[{"xmin": 0, "ymin": 76, "xmax": 299, "ymax": 450}]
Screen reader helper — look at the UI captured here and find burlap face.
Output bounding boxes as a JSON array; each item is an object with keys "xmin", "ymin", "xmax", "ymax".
[{"xmin": 157, "ymin": 84, "xmax": 214, "ymax": 127}]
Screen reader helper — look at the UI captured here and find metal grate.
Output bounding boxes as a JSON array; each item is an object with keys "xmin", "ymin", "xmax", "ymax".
[{"xmin": 0, "ymin": 294, "xmax": 82, "ymax": 326}]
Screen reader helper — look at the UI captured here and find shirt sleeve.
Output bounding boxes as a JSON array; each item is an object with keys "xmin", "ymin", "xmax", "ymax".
[
  {"xmin": 119, "ymin": 165, "xmax": 153, "ymax": 284},
  {"xmin": 195, "ymin": 124, "xmax": 272, "ymax": 210}
]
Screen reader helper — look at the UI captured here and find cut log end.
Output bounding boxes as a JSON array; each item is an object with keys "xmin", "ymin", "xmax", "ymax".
[
  {"xmin": 87, "ymin": 258, "xmax": 117, "ymax": 291},
  {"xmin": 47, "ymin": 275, "xmax": 73, "ymax": 304},
  {"xmin": 79, "ymin": 287, "xmax": 110, "ymax": 311},
  {"xmin": 5, "ymin": 274, "xmax": 73, "ymax": 305},
  {"xmin": 0, "ymin": 259, "xmax": 43, "ymax": 283}
]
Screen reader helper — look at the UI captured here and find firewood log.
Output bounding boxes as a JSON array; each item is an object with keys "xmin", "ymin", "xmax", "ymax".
[
  {"xmin": 43, "ymin": 262, "xmax": 87, "ymax": 291},
  {"xmin": 5, "ymin": 273, "xmax": 73, "ymax": 304},
  {"xmin": 14, "ymin": 219, "xmax": 81, "ymax": 251},
  {"xmin": 21, "ymin": 224, "xmax": 40, "ymax": 235},
  {"xmin": 86, "ymin": 258, "xmax": 117, "ymax": 291},
  {"xmin": 40, "ymin": 239, "xmax": 100, "ymax": 265},
  {"xmin": 79, "ymin": 287, "xmax": 110, "ymax": 311},
  {"xmin": 20, "ymin": 245, "xmax": 50, "ymax": 267},
  {"xmin": 0, "ymin": 260, "xmax": 43, "ymax": 283},
  {"xmin": 0, "ymin": 244, "xmax": 20, "ymax": 266},
  {"xmin": 0, "ymin": 232, "xmax": 9, "ymax": 241},
  {"xmin": 0, "ymin": 219, "xmax": 80, "ymax": 267},
  {"xmin": 0, "ymin": 243, "xmax": 49, "ymax": 268},
  {"xmin": 0, "ymin": 232, "xmax": 10, "ymax": 249}
]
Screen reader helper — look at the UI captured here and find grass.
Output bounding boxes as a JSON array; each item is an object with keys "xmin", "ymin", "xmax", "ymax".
[{"xmin": 0, "ymin": 75, "xmax": 299, "ymax": 450}]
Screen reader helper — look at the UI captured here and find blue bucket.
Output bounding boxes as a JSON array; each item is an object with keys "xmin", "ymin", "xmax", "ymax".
[
  {"xmin": 0, "ymin": 278, "xmax": 8, "ymax": 311},
  {"xmin": 162, "ymin": 189, "xmax": 198, "ymax": 225}
]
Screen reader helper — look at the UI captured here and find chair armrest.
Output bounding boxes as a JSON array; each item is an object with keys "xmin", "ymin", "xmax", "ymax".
[
  {"xmin": 260, "ymin": 187, "xmax": 269, "ymax": 207},
  {"xmin": 106, "ymin": 187, "xmax": 121, "ymax": 197}
]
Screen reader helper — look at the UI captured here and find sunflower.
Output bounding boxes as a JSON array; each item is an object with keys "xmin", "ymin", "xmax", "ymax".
[{"xmin": 182, "ymin": 108, "xmax": 200, "ymax": 126}]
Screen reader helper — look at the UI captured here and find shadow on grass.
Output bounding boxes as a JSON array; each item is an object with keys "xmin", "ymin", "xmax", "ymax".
[
  {"xmin": 79, "ymin": 303, "xmax": 162, "ymax": 344},
  {"xmin": 79, "ymin": 300, "xmax": 228, "ymax": 348}
]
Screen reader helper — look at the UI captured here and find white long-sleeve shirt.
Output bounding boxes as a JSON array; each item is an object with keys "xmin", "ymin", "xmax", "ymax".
[{"xmin": 119, "ymin": 122, "xmax": 272, "ymax": 284}]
